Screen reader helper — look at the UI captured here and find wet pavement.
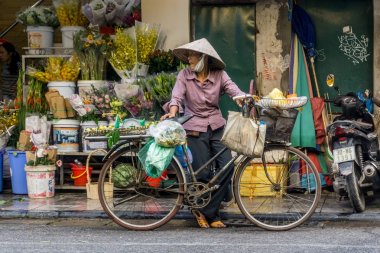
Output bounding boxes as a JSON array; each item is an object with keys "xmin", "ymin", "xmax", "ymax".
[{"xmin": 1, "ymin": 190, "xmax": 380, "ymax": 222}]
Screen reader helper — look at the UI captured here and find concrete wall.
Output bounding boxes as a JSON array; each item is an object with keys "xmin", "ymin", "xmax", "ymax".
[
  {"xmin": 255, "ymin": 0, "xmax": 291, "ymax": 95},
  {"xmin": 0, "ymin": 0, "xmax": 55, "ymax": 53},
  {"xmin": 141, "ymin": 0, "xmax": 290, "ymax": 94},
  {"xmin": 141, "ymin": 0, "xmax": 190, "ymax": 50}
]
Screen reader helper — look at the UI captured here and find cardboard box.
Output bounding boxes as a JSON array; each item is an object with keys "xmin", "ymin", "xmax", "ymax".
[{"xmin": 18, "ymin": 130, "xmax": 32, "ymax": 151}]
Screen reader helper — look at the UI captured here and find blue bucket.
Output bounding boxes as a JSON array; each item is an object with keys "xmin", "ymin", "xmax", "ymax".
[{"xmin": 8, "ymin": 151, "xmax": 27, "ymax": 194}]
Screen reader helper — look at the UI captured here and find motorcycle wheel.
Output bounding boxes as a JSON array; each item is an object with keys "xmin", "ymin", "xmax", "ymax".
[{"xmin": 346, "ymin": 146, "xmax": 365, "ymax": 213}]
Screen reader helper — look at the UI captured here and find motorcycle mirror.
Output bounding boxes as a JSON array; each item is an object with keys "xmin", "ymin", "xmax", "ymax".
[{"xmin": 326, "ymin": 74, "xmax": 335, "ymax": 87}]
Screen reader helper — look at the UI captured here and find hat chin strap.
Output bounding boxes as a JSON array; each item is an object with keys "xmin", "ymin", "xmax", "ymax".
[{"xmin": 193, "ymin": 54, "xmax": 205, "ymax": 73}]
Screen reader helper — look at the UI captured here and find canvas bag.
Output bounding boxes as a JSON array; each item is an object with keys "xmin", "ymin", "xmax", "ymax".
[{"xmin": 221, "ymin": 111, "xmax": 266, "ymax": 157}]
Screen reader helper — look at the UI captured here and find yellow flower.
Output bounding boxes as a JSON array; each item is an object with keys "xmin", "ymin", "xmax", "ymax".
[{"xmin": 87, "ymin": 34, "xmax": 94, "ymax": 42}]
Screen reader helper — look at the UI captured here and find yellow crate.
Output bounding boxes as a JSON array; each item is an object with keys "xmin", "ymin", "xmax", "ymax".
[{"xmin": 239, "ymin": 164, "xmax": 287, "ymax": 197}]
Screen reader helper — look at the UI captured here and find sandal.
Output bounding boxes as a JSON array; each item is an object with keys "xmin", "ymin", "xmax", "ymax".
[
  {"xmin": 191, "ymin": 209, "xmax": 210, "ymax": 228},
  {"xmin": 210, "ymin": 220, "xmax": 227, "ymax": 228}
]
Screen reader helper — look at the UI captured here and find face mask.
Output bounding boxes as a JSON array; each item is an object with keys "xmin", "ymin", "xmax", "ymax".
[{"xmin": 193, "ymin": 54, "xmax": 205, "ymax": 73}]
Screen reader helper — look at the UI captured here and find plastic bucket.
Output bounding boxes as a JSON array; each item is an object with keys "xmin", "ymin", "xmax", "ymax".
[
  {"xmin": 61, "ymin": 26, "xmax": 85, "ymax": 48},
  {"xmin": 8, "ymin": 151, "xmax": 27, "ymax": 194},
  {"xmin": 26, "ymin": 26, "xmax": 54, "ymax": 55},
  {"xmin": 47, "ymin": 81, "xmax": 76, "ymax": 98},
  {"xmin": 77, "ymin": 80, "xmax": 107, "ymax": 98},
  {"xmin": 80, "ymin": 121, "xmax": 108, "ymax": 152},
  {"xmin": 25, "ymin": 165, "xmax": 56, "ymax": 198},
  {"xmin": 71, "ymin": 165, "xmax": 93, "ymax": 186},
  {"xmin": 53, "ymin": 119, "xmax": 80, "ymax": 152}
]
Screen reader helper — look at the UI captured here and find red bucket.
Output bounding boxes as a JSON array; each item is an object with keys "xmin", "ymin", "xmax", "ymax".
[{"xmin": 70, "ymin": 165, "xmax": 93, "ymax": 186}]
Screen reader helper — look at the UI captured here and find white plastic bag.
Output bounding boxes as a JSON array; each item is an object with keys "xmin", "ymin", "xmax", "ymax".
[
  {"xmin": 221, "ymin": 111, "xmax": 266, "ymax": 157},
  {"xmin": 114, "ymin": 81, "xmax": 140, "ymax": 101},
  {"xmin": 149, "ymin": 120, "xmax": 186, "ymax": 148}
]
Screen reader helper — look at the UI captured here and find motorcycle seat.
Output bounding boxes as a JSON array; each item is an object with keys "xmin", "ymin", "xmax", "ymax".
[
  {"xmin": 329, "ymin": 120, "xmax": 374, "ymax": 133},
  {"xmin": 355, "ymin": 121, "xmax": 373, "ymax": 130}
]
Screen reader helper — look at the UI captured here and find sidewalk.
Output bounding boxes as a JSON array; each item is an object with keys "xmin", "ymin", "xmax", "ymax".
[{"xmin": 1, "ymin": 190, "xmax": 380, "ymax": 222}]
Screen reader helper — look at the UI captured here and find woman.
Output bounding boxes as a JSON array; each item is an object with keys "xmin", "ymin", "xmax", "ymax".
[
  {"xmin": 0, "ymin": 40, "xmax": 21, "ymax": 100},
  {"xmin": 161, "ymin": 38, "xmax": 245, "ymax": 228}
]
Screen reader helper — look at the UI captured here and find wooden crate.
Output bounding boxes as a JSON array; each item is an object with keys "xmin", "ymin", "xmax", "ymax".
[{"xmin": 239, "ymin": 164, "xmax": 287, "ymax": 197}]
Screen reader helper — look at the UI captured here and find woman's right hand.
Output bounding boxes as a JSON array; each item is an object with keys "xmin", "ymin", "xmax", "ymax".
[{"xmin": 160, "ymin": 112, "xmax": 176, "ymax": 121}]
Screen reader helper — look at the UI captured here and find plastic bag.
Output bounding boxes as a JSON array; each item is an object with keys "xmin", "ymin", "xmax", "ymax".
[
  {"xmin": 138, "ymin": 139, "xmax": 175, "ymax": 178},
  {"xmin": 174, "ymin": 145, "xmax": 193, "ymax": 168},
  {"xmin": 221, "ymin": 111, "xmax": 266, "ymax": 157},
  {"xmin": 113, "ymin": 81, "xmax": 140, "ymax": 101},
  {"xmin": 149, "ymin": 120, "xmax": 186, "ymax": 148}
]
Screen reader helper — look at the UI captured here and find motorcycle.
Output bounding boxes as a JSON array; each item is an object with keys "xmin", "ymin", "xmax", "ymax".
[{"xmin": 326, "ymin": 74, "xmax": 380, "ymax": 212}]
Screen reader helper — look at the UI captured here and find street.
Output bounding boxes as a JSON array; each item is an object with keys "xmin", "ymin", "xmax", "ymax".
[{"xmin": 1, "ymin": 218, "xmax": 380, "ymax": 253}]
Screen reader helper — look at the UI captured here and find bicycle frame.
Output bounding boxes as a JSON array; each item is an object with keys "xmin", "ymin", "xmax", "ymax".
[{"xmin": 179, "ymin": 144, "xmax": 241, "ymax": 187}]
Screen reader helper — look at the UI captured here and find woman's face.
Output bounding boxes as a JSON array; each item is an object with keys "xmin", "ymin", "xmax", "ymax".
[
  {"xmin": 0, "ymin": 46, "xmax": 11, "ymax": 63},
  {"xmin": 187, "ymin": 50, "xmax": 203, "ymax": 70}
]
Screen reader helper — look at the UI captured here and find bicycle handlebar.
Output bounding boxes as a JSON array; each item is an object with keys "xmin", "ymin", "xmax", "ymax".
[{"xmin": 232, "ymin": 94, "xmax": 255, "ymax": 101}]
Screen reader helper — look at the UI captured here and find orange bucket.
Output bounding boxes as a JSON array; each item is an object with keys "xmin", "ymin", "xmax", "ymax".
[
  {"xmin": 70, "ymin": 165, "xmax": 93, "ymax": 186},
  {"xmin": 145, "ymin": 170, "xmax": 168, "ymax": 188}
]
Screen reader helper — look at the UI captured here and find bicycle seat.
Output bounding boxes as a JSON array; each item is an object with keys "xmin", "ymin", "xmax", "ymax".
[{"xmin": 167, "ymin": 114, "xmax": 194, "ymax": 125}]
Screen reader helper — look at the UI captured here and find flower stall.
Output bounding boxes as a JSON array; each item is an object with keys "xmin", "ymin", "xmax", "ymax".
[{"xmin": 4, "ymin": 0, "xmax": 183, "ymax": 194}]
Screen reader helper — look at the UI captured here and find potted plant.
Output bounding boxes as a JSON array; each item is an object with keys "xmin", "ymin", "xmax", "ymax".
[{"xmin": 24, "ymin": 146, "xmax": 57, "ymax": 198}]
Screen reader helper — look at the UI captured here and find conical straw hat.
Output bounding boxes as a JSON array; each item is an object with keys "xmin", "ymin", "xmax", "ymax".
[{"xmin": 173, "ymin": 38, "xmax": 226, "ymax": 70}]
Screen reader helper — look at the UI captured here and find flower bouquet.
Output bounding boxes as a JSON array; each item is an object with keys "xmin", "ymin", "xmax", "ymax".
[
  {"xmin": 82, "ymin": 82, "xmax": 128, "ymax": 122},
  {"xmin": 53, "ymin": 0, "xmax": 88, "ymax": 26},
  {"xmin": 73, "ymin": 28, "xmax": 113, "ymax": 80},
  {"xmin": 135, "ymin": 21, "xmax": 161, "ymax": 72},
  {"xmin": 123, "ymin": 92, "xmax": 154, "ymax": 119},
  {"xmin": 138, "ymin": 72, "xmax": 177, "ymax": 105},
  {"xmin": 108, "ymin": 27, "xmax": 137, "ymax": 80},
  {"xmin": 26, "ymin": 55, "xmax": 81, "ymax": 82},
  {"xmin": 82, "ymin": 0, "xmax": 141, "ymax": 28},
  {"xmin": 109, "ymin": 22, "xmax": 161, "ymax": 80},
  {"xmin": 17, "ymin": 6, "xmax": 59, "ymax": 28}
]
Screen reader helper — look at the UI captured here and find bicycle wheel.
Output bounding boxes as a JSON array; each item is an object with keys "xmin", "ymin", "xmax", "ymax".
[
  {"xmin": 98, "ymin": 144, "xmax": 185, "ymax": 231},
  {"xmin": 234, "ymin": 144, "xmax": 321, "ymax": 231}
]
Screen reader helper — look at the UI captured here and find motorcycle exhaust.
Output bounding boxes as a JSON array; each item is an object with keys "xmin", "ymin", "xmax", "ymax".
[
  {"xmin": 364, "ymin": 163, "xmax": 376, "ymax": 177},
  {"xmin": 362, "ymin": 162, "xmax": 380, "ymax": 190}
]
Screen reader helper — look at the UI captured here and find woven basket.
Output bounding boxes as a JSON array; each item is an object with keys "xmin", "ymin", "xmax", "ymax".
[{"xmin": 86, "ymin": 149, "xmax": 113, "ymax": 200}]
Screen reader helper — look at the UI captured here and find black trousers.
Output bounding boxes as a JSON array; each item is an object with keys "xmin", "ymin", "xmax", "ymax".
[{"xmin": 187, "ymin": 126, "xmax": 234, "ymax": 222}]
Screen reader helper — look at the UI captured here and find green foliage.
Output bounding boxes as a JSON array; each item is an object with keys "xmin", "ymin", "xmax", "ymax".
[
  {"xmin": 26, "ymin": 156, "xmax": 54, "ymax": 166},
  {"xmin": 17, "ymin": 6, "xmax": 59, "ymax": 27},
  {"xmin": 106, "ymin": 128, "xmax": 120, "ymax": 149},
  {"xmin": 147, "ymin": 50, "xmax": 180, "ymax": 74},
  {"xmin": 137, "ymin": 72, "xmax": 177, "ymax": 104}
]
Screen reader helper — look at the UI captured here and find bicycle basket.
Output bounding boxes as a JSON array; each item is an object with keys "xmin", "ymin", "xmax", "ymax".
[
  {"xmin": 256, "ymin": 96, "xmax": 307, "ymax": 109},
  {"xmin": 258, "ymin": 108, "xmax": 298, "ymax": 143}
]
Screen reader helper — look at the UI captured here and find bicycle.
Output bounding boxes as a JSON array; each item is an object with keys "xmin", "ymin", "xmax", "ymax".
[{"xmin": 93, "ymin": 95, "xmax": 321, "ymax": 231}]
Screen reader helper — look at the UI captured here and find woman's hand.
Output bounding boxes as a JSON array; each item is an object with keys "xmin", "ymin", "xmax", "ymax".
[
  {"xmin": 236, "ymin": 98, "xmax": 244, "ymax": 107},
  {"xmin": 160, "ymin": 112, "xmax": 176, "ymax": 121}
]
